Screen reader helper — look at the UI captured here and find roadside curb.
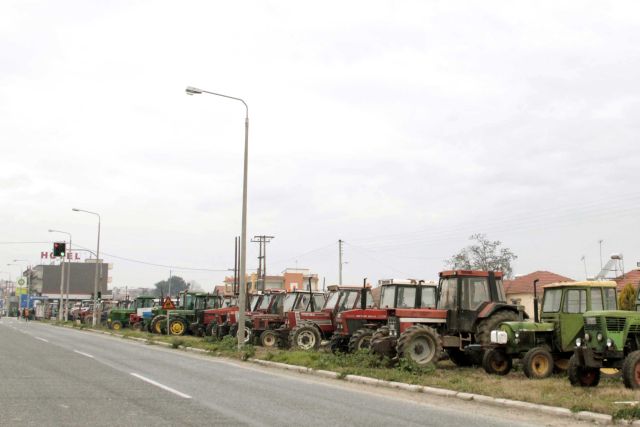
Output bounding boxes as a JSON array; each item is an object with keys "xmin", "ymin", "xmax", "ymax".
[
  {"xmin": 49, "ymin": 324, "xmax": 618, "ymax": 425},
  {"xmin": 248, "ymin": 358, "xmax": 614, "ymax": 425}
]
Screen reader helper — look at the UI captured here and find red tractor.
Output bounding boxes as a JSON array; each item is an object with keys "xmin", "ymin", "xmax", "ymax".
[
  {"xmin": 331, "ymin": 279, "xmax": 438, "ymax": 353},
  {"xmin": 202, "ymin": 290, "xmax": 285, "ymax": 339},
  {"xmin": 259, "ymin": 285, "xmax": 375, "ymax": 350},
  {"xmin": 370, "ymin": 270, "xmax": 526, "ymax": 366},
  {"xmin": 242, "ymin": 290, "xmax": 325, "ymax": 346}
]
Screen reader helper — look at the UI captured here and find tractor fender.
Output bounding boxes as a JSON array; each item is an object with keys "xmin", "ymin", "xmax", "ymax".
[{"xmin": 478, "ymin": 303, "xmax": 525, "ymax": 320}]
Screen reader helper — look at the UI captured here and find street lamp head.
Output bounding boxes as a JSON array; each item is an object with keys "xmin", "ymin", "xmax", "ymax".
[
  {"xmin": 48, "ymin": 229, "xmax": 54, "ymax": 233},
  {"xmin": 186, "ymin": 86, "xmax": 203, "ymax": 96},
  {"xmin": 72, "ymin": 208, "xmax": 80, "ymax": 212}
]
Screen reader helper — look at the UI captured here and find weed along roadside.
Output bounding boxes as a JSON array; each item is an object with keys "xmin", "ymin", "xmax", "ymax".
[{"xmin": 53, "ymin": 320, "xmax": 640, "ymax": 423}]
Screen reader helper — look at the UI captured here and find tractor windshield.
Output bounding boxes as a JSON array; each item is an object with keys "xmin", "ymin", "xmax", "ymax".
[
  {"xmin": 282, "ymin": 293, "xmax": 297, "ymax": 313},
  {"xmin": 421, "ymin": 287, "xmax": 436, "ymax": 308},
  {"xmin": 542, "ymin": 288, "xmax": 562, "ymax": 312},
  {"xmin": 324, "ymin": 291, "xmax": 340, "ymax": 309},
  {"xmin": 312, "ymin": 294, "xmax": 325, "ymax": 311},
  {"xmin": 258, "ymin": 294, "xmax": 272, "ymax": 310},
  {"xmin": 184, "ymin": 294, "xmax": 195, "ymax": 310},
  {"xmin": 397, "ymin": 286, "xmax": 416, "ymax": 308},
  {"xmin": 205, "ymin": 296, "xmax": 219, "ymax": 309},
  {"xmin": 605, "ymin": 288, "xmax": 617, "ymax": 309},
  {"xmin": 380, "ymin": 286, "xmax": 396, "ymax": 308},
  {"xmin": 438, "ymin": 278, "xmax": 457, "ymax": 310},
  {"xmin": 269, "ymin": 293, "xmax": 284, "ymax": 313}
]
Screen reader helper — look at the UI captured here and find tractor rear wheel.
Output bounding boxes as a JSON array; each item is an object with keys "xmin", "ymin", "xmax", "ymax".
[
  {"xmin": 329, "ymin": 334, "xmax": 348, "ymax": 353},
  {"xmin": 169, "ymin": 318, "xmax": 187, "ymax": 336},
  {"xmin": 131, "ymin": 322, "xmax": 143, "ymax": 331},
  {"xmin": 523, "ymin": 347, "xmax": 553, "ymax": 379},
  {"xmin": 110, "ymin": 320, "xmax": 123, "ymax": 331},
  {"xmin": 475, "ymin": 310, "xmax": 520, "ymax": 346},
  {"xmin": 289, "ymin": 322, "xmax": 321, "ymax": 350},
  {"xmin": 260, "ymin": 330, "xmax": 280, "ymax": 348},
  {"xmin": 482, "ymin": 348, "xmax": 512, "ymax": 375},
  {"xmin": 205, "ymin": 322, "xmax": 218, "ymax": 338},
  {"xmin": 230, "ymin": 323, "xmax": 253, "ymax": 344},
  {"xmin": 348, "ymin": 328, "xmax": 375, "ymax": 353},
  {"xmin": 568, "ymin": 354, "xmax": 600, "ymax": 387},
  {"xmin": 150, "ymin": 315, "xmax": 167, "ymax": 334},
  {"xmin": 397, "ymin": 325, "xmax": 442, "ymax": 366},
  {"xmin": 622, "ymin": 350, "xmax": 640, "ymax": 389}
]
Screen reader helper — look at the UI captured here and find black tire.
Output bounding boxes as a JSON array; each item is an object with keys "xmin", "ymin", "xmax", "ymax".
[
  {"xmin": 260, "ymin": 330, "xmax": 280, "ymax": 348},
  {"xmin": 110, "ymin": 320, "xmax": 124, "ymax": 331},
  {"xmin": 231, "ymin": 323, "xmax": 252, "ymax": 344},
  {"xmin": 289, "ymin": 322, "xmax": 321, "ymax": 350},
  {"xmin": 168, "ymin": 317, "xmax": 188, "ymax": 336},
  {"xmin": 329, "ymin": 334, "xmax": 348, "ymax": 353},
  {"xmin": 205, "ymin": 322, "xmax": 218, "ymax": 338},
  {"xmin": 397, "ymin": 324, "xmax": 442, "ymax": 366},
  {"xmin": 150, "ymin": 315, "xmax": 167, "ymax": 334},
  {"xmin": 622, "ymin": 350, "xmax": 640, "ymax": 389},
  {"xmin": 482, "ymin": 348, "xmax": 512, "ymax": 375},
  {"xmin": 348, "ymin": 328, "xmax": 375, "ymax": 353},
  {"xmin": 447, "ymin": 348, "xmax": 474, "ymax": 367},
  {"xmin": 522, "ymin": 347, "xmax": 554, "ymax": 379},
  {"xmin": 131, "ymin": 322, "xmax": 143, "ymax": 331},
  {"xmin": 475, "ymin": 310, "xmax": 520, "ymax": 346},
  {"xmin": 370, "ymin": 326, "xmax": 396, "ymax": 359},
  {"xmin": 568, "ymin": 354, "xmax": 600, "ymax": 387}
]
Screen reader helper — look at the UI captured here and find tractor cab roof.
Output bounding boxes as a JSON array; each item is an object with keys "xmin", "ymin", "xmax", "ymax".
[
  {"xmin": 543, "ymin": 280, "xmax": 617, "ymax": 289},
  {"xmin": 439, "ymin": 270, "xmax": 504, "ymax": 279},
  {"xmin": 378, "ymin": 279, "xmax": 436, "ymax": 286},
  {"xmin": 326, "ymin": 285, "xmax": 371, "ymax": 292}
]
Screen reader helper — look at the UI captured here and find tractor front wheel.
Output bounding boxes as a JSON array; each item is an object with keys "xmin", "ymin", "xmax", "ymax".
[
  {"xmin": 482, "ymin": 348, "xmax": 512, "ymax": 376},
  {"xmin": 131, "ymin": 322, "xmax": 143, "ymax": 331},
  {"xmin": 568, "ymin": 355, "xmax": 600, "ymax": 387},
  {"xmin": 397, "ymin": 325, "xmax": 442, "ymax": 366},
  {"xmin": 110, "ymin": 320, "xmax": 123, "ymax": 331},
  {"xmin": 260, "ymin": 330, "xmax": 280, "ymax": 348},
  {"xmin": 169, "ymin": 318, "xmax": 187, "ymax": 336},
  {"xmin": 370, "ymin": 326, "xmax": 396, "ymax": 359},
  {"xmin": 348, "ymin": 328, "xmax": 375, "ymax": 353},
  {"xmin": 150, "ymin": 315, "xmax": 167, "ymax": 334},
  {"xmin": 523, "ymin": 347, "xmax": 554, "ymax": 379},
  {"xmin": 289, "ymin": 323, "xmax": 321, "ymax": 350},
  {"xmin": 622, "ymin": 350, "xmax": 640, "ymax": 389}
]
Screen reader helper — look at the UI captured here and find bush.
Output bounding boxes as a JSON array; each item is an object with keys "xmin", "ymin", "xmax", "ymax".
[
  {"xmin": 618, "ymin": 283, "xmax": 636, "ymax": 311},
  {"xmin": 171, "ymin": 338, "xmax": 185, "ymax": 348}
]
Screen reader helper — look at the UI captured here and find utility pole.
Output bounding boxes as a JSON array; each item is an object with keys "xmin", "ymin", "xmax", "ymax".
[
  {"xmin": 58, "ymin": 250, "xmax": 65, "ymax": 321},
  {"xmin": 338, "ymin": 239, "xmax": 343, "ymax": 285},
  {"xmin": 599, "ymin": 239, "xmax": 604, "ymax": 270},
  {"xmin": 581, "ymin": 255, "xmax": 588, "ymax": 280},
  {"xmin": 233, "ymin": 236, "xmax": 239, "ymax": 295},
  {"xmin": 252, "ymin": 235, "xmax": 274, "ymax": 292}
]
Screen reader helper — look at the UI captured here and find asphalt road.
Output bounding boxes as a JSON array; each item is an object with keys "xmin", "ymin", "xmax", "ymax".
[{"xmin": 0, "ymin": 317, "xmax": 589, "ymax": 427}]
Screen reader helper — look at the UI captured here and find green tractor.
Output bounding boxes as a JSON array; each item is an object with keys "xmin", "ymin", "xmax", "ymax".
[
  {"xmin": 149, "ymin": 291, "xmax": 221, "ymax": 336},
  {"xmin": 107, "ymin": 296, "xmax": 156, "ymax": 331},
  {"xmin": 570, "ymin": 286, "xmax": 640, "ymax": 388},
  {"xmin": 483, "ymin": 280, "xmax": 617, "ymax": 378}
]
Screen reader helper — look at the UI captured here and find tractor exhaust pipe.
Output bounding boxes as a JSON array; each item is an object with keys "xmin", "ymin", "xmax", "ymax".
[
  {"xmin": 361, "ymin": 278, "xmax": 367, "ymax": 310},
  {"xmin": 533, "ymin": 279, "xmax": 540, "ymax": 323}
]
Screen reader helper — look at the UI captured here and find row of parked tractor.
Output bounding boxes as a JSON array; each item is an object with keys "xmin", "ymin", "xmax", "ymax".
[{"xmin": 104, "ymin": 269, "xmax": 640, "ymax": 389}]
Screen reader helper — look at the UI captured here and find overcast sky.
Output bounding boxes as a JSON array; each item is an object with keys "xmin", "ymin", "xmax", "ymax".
[{"xmin": 1, "ymin": 1, "xmax": 639, "ymax": 291}]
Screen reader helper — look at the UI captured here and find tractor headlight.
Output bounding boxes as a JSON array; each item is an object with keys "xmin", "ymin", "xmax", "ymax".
[
  {"xmin": 597, "ymin": 333, "xmax": 603, "ymax": 342},
  {"xmin": 606, "ymin": 338, "xmax": 613, "ymax": 348},
  {"xmin": 575, "ymin": 338, "xmax": 582, "ymax": 347},
  {"xmin": 584, "ymin": 333, "xmax": 590, "ymax": 342}
]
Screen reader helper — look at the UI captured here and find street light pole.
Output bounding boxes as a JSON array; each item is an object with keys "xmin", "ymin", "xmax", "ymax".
[
  {"xmin": 186, "ymin": 86, "xmax": 249, "ymax": 349},
  {"xmin": 48, "ymin": 230, "xmax": 72, "ymax": 321},
  {"xmin": 72, "ymin": 208, "xmax": 101, "ymax": 327}
]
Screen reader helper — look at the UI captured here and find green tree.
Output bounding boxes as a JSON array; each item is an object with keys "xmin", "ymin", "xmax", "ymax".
[
  {"xmin": 618, "ymin": 283, "xmax": 636, "ymax": 311},
  {"xmin": 446, "ymin": 233, "xmax": 518, "ymax": 278},
  {"xmin": 154, "ymin": 275, "xmax": 188, "ymax": 297}
]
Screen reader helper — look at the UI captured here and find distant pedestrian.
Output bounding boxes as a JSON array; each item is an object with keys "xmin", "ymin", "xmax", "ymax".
[
  {"xmin": 17, "ymin": 310, "xmax": 21, "ymax": 319},
  {"xmin": 24, "ymin": 308, "xmax": 30, "ymax": 322}
]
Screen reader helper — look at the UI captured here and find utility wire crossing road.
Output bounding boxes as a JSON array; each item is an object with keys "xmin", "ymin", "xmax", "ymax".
[{"xmin": 0, "ymin": 318, "xmax": 587, "ymax": 427}]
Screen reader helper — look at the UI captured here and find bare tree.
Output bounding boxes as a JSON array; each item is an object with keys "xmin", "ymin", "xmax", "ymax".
[{"xmin": 446, "ymin": 233, "xmax": 518, "ymax": 278}]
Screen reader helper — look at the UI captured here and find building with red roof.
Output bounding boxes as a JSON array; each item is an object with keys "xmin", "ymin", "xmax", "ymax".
[{"xmin": 503, "ymin": 271, "xmax": 574, "ymax": 318}]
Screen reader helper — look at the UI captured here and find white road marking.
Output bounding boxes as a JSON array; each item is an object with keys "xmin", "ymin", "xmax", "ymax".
[
  {"xmin": 130, "ymin": 373, "xmax": 192, "ymax": 399},
  {"xmin": 35, "ymin": 337, "xmax": 49, "ymax": 343},
  {"xmin": 74, "ymin": 350, "xmax": 94, "ymax": 358}
]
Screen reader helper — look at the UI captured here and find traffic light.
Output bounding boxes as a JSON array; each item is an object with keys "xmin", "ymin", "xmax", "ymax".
[{"xmin": 53, "ymin": 242, "xmax": 66, "ymax": 257}]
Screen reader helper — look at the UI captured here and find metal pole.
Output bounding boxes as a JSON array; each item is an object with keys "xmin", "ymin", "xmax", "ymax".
[
  {"xmin": 58, "ymin": 254, "xmax": 65, "ymax": 321},
  {"xmin": 186, "ymin": 86, "xmax": 249, "ymax": 349},
  {"xmin": 65, "ymin": 237, "xmax": 72, "ymax": 321},
  {"xmin": 167, "ymin": 270, "xmax": 171, "ymax": 337},
  {"xmin": 338, "ymin": 239, "xmax": 343, "ymax": 286}
]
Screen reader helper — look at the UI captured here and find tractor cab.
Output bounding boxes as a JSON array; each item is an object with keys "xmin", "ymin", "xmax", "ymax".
[
  {"xmin": 379, "ymin": 279, "xmax": 437, "ymax": 309},
  {"xmin": 437, "ymin": 270, "xmax": 515, "ymax": 334},
  {"xmin": 324, "ymin": 285, "xmax": 374, "ymax": 313},
  {"xmin": 280, "ymin": 290, "xmax": 325, "ymax": 314}
]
